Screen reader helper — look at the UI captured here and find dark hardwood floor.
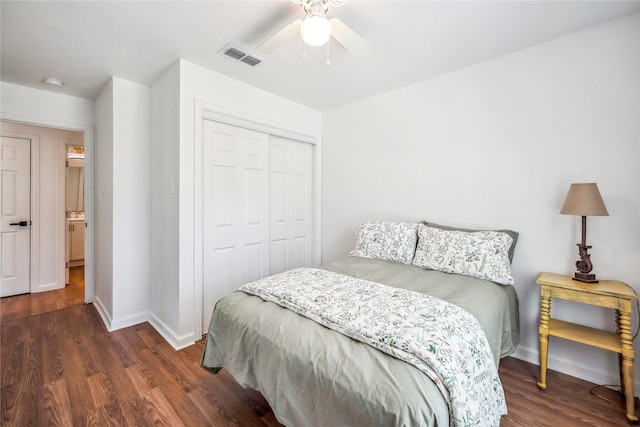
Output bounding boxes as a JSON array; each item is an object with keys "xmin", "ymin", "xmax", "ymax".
[
  {"xmin": 499, "ymin": 357, "xmax": 637, "ymax": 426},
  {"xmin": 0, "ymin": 304, "xmax": 279, "ymax": 427},
  {"xmin": 1, "ymin": 290, "xmax": 637, "ymax": 425},
  {"xmin": 0, "ymin": 266, "xmax": 85, "ymax": 322}
]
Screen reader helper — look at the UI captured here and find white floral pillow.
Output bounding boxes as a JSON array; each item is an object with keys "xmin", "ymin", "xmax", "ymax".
[
  {"xmin": 412, "ymin": 224, "xmax": 514, "ymax": 285},
  {"xmin": 350, "ymin": 221, "xmax": 419, "ymax": 265}
]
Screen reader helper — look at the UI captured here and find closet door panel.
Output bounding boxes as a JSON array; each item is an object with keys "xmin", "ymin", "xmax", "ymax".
[
  {"xmin": 202, "ymin": 120, "xmax": 269, "ymax": 331},
  {"xmin": 269, "ymin": 136, "xmax": 312, "ymax": 275},
  {"xmin": 212, "ymin": 166, "xmax": 234, "ymax": 227},
  {"xmin": 207, "ymin": 247, "xmax": 234, "ymax": 303},
  {"xmin": 271, "ymin": 239, "xmax": 288, "ymax": 274},
  {"xmin": 293, "ymin": 236, "xmax": 308, "ymax": 269}
]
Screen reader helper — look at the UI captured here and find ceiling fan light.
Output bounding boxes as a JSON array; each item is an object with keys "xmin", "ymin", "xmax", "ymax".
[{"xmin": 301, "ymin": 14, "xmax": 331, "ymax": 46}]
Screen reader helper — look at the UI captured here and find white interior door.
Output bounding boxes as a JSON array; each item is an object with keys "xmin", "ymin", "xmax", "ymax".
[
  {"xmin": 269, "ymin": 136, "xmax": 313, "ymax": 275},
  {"xmin": 202, "ymin": 120, "xmax": 270, "ymax": 332},
  {"xmin": 1, "ymin": 136, "xmax": 31, "ymax": 297}
]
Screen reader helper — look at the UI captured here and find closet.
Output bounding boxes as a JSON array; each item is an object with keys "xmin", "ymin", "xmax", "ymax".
[{"xmin": 201, "ymin": 120, "xmax": 313, "ymax": 333}]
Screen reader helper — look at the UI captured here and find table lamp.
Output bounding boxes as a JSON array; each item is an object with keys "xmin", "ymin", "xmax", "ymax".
[{"xmin": 559, "ymin": 183, "xmax": 609, "ymax": 283}]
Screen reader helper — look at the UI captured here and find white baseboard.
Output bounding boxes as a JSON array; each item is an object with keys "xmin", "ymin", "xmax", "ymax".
[
  {"xmin": 92, "ymin": 297, "xmax": 148, "ymax": 332},
  {"xmin": 92, "ymin": 299, "xmax": 195, "ymax": 350},
  {"xmin": 511, "ymin": 344, "xmax": 640, "ymax": 397},
  {"xmin": 110, "ymin": 311, "xmax": 149, "ymax": 331},
  {"xmin": 147, "ymin": 312, "xmax": 196, "ymax": 350},
  {"xmin": 92, "ymin": 295, "xmax": 113, "ymax": 329}
]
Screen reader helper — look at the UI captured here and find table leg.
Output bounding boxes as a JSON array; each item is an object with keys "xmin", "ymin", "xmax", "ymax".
[
  {"xmin": 537, "ymin": 288, "xmax": 550, "ymax": 390},
  {"xmin": 615, "ymin": 310, "xmax": 626, "ymax": 396},
  {"xmin": 618, "ymin": 309, "xmax": 637, "ymax": 423}
]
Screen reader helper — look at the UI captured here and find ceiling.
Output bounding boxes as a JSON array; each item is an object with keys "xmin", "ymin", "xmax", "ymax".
[{"xmin": 2, "ymin": 1, "xmax": 639, "ymax": 111}]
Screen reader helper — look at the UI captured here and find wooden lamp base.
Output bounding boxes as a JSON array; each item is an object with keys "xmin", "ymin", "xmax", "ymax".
[{"xmin": 573, "ymin": 272, "xmax": 598, "ymax": 283}]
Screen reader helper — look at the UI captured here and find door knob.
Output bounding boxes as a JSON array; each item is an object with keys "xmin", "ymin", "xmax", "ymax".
[{"xmin": 9, "ymin": 221, "xmax": 28, "ymax": 227}]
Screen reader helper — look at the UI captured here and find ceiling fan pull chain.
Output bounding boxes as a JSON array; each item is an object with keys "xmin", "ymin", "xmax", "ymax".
[
  {"xmin": 326, "ymin": 37, "xmax": 331, "ymax": 66},
  {"xmin": 301, "ymin": 28, "xmax": 307, "ymax": 59}
]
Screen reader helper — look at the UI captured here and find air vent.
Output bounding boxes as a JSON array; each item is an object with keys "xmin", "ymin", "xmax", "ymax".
[{"xmin": 219, "ymin": 44, "xmax": 264, "ymax": 67}]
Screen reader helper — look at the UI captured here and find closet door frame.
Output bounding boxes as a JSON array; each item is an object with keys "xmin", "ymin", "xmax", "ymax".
[{"xmin": 193, "ymin": 101, "xmax": 321, "ymax": 338}]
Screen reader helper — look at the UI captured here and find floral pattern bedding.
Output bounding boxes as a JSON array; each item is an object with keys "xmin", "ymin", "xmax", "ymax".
[
  {"xmin": 350, "ymin": 221, "xmax": 418, "ymax": 264},
  {"xmin": 239, "ymin": 268, "xmax": 507, "ymax": 427},
  {"xmin": 412, "ymin": 224, "xmax": 515, "ymax": 285}
]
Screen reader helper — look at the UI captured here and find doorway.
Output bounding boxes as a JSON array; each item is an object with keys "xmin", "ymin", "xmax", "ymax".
[
  {"xmin": 65, "ymin": 144, "xmax": 85, "ymax": 284},
  {"xmin": 0, "ymin": 120, "xmax": 92, "ymax": 318}
]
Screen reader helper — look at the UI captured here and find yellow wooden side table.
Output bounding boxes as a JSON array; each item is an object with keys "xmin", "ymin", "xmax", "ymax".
[{"xmin": 536, "ymin": 272, "xmax": 638, "ymax": 423}]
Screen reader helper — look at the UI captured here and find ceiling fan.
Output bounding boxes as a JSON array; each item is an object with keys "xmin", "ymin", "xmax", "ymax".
[{"xmin": 257, "ymin": 0, "xmax": 372, "ymax": 59}]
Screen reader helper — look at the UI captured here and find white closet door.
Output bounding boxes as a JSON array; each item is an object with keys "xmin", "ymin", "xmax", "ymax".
[
  {"xmin": 202, "ymin": 120, "xmax": 270, "ymax": 331},
  {"xmin": 269, "ymin": 136, "xmax": 312, "ymax": 275}
]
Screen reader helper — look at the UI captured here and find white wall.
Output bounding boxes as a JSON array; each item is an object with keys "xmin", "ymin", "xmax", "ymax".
[
  {"xmin": 95, "ymin": 80, "xmax": 115, "ymax": 317},
  {"xmin": 0, "ymin": 121, "xmax": 83, "ymax": 293},
  {"xmin": 112, "ymin": 78, "xmax": 151, "ymax": 328},
  {"xmin": 0, "ymin": 82, "xmax": 95, "ymax": 128},
  {"xmin": 322, "ymin": 13, "xmax": 640, "ymax": 389},
  {"xmin": 149, "ymin": 59, "xmax": 322, "ymax": 348},
  {"xmin": 150, "ymin": 61, "xmax": 182, "ymax": 345},
  {"xmin": 94, "ymin": 77, "xmax": 151, "ymax": 330}
]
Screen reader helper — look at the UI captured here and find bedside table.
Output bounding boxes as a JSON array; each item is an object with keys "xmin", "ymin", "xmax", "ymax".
[{"xmin": 536, "ymin": 272, "xmax": 638, "ymax": 422}]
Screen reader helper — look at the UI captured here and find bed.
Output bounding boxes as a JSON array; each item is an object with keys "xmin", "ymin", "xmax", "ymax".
[{"xmin": 201, "ymin": 221, "xmax": 520, "ymax": 426}]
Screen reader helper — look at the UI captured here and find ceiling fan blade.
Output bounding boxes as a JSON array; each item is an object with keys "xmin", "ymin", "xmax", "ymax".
[
  {"xmin": 329, "ymin": 18, "xmax": 372, "ymax": 59},
  {"xmin": 257, "ymin": 19, "xmax": 303, "ymax": 54}
]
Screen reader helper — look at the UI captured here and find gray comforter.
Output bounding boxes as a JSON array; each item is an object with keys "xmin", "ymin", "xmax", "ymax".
[{"xmin": 201, "ymin": 257, "xmax": 520, "ymax": 427}]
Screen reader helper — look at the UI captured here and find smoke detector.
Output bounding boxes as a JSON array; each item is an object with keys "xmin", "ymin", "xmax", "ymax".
[{"xmin": 43, "ymin": 77, "xmax": 64, "ymax": 87}]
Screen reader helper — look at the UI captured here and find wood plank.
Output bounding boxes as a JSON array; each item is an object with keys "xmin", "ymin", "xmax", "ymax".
[
  {"xmin": 82, "ymin": 302, "xmax": 108, "ymax": 336},
  {"xmin": 151, "ymin": 342, "xmax": 201, "ymax": 392},
  {"xmin": 0, "ymin": 297, "xmax": 20, "ymax": 322},
  {"xmin": 132, "ymin": 346, "xmax": 215, "ymax": 426},
  {"xmin": 188, "ymin": 385, "xmax": 242, "ymax": 426},
  {"xmin": 87, "ymin": 373, "xmax": 111, "ymax": 408},
  {"xmin": 201, "ymin": 369, "xmax": 277, "ymax": 427},
  {"xmin": 29, "ymin": 292, "xmax": 45, "ymax": 317},
  {"xmin": 58, "ymin": 331, "xmax": 98, "ymax": 426},
  {"xmin": 98, "ymin": 398, "xmax": 133, "ymax": 427},
  {"xmin": 81, "ymin": 407, "xmax": 109, "ymax": 427},
  {"xmin": 1, "ymin": 321, "xmax": 25, "ymax": 387},
  {"xmin": 104, "ymin": 332, "xmax": 136, "ymax": 369},
  {"xmin": 87, "ymin": 332, "xmax": 141, "ymax": 405},
  {"xmin": 40, "ymin": 311, "xmax": 64, "ymax": 384},
  {"xmin": 1, "ymin": 382, "xmax": 37, "ymax": 427},
  {"xmin": 38, "ymin": 377, "xmax": 73, "ymax": 426},
  {"xmin": 85, "ymin": 332, "xmax": 148, "ymax": 427},
  {"xmin": 113, "ymin": 325, "xmax": 150, "ymax": 356},
  {"xmin": 138, "ymin": 387, "xmax": 186, "ymax": 427},
  {"xmin": 126, "ymin": 364, "xmax": 158, "ymax": 395}
]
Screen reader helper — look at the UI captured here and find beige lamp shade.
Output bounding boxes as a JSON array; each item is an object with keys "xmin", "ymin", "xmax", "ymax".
[{"xmin": 559, "ymin": 183, "xmax": 609, "ymax": 216}]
